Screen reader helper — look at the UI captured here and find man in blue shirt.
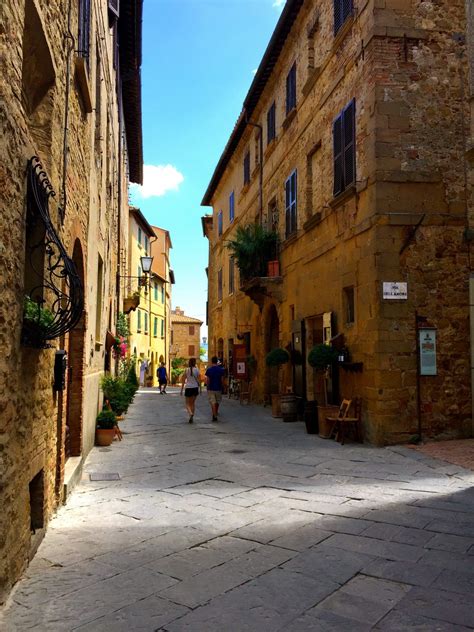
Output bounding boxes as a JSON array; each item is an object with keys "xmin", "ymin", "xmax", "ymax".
[
  {"xmin": 157, "ymin": 362, "xmax": 168, "ymax": 394},
  {"xmin": 205, "ymin": 356, "xmax": 226, "ymax": 421}
]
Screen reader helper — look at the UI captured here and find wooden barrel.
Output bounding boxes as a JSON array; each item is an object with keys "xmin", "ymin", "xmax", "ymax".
[{"xmin": 281, "ymin": 394, "xmax": 298, "ymax": 422}]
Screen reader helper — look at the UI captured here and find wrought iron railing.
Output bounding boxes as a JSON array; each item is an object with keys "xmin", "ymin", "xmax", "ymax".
[{"xmin": 22, "ymin": 157, "xmax": 84, "ymax": 348}]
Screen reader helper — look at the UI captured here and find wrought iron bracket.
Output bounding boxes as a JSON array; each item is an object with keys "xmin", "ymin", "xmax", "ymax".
[{"xmin": 22, "ymin": 157, "xmax": 84, "ymax": 348}]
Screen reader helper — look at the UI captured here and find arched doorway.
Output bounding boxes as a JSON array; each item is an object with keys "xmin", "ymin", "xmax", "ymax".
[
  {"xmin": 66, "ymin": 239, "xmax": 86, "ymax": 458},
  {"xmin": 265, "ymin": 304, "xmax": 279, "ymax": 397}
]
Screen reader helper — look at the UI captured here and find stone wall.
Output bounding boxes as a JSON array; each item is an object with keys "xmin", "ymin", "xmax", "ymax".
[
  {"xmin": 0, "ymin": 0, "xmax": 132, "ymax": 602},
  {"xmin": 205, "ymin": 0, "xmax": 471, "ymax": 445}
]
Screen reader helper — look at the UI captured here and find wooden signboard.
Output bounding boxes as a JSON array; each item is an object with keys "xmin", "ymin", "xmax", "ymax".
[{"xmin": 233, "ymin": 344, "xmax": 248, "ymax": 379}]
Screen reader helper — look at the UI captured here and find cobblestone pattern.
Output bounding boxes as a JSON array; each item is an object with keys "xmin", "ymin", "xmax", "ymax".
[{"xmin": 1, "ymin": 389, "xmax": 473, "ymax": 630}]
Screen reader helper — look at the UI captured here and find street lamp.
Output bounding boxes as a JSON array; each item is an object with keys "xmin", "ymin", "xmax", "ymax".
[{"xmin": 140, "ymin": 255, "xmax": 154, "ymax": 274}]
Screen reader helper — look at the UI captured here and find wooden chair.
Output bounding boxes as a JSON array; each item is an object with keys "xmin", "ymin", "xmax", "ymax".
[
  {"xmin": 240, "ymin": 380, "xmax": 252, "ymax": 405},
  {"xmin": 335, "ymin": 398, "xmax": 362, "ymax": 445},
  {"xmin": 114, "ymin": 424, "xmax": 123, "ymax": 441},
  {"xmin": 326, "ymin": 399, "xmax": 352, "ymax": 441}
]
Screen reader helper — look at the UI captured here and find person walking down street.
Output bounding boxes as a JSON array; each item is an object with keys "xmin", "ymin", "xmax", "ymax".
[
  {"xmin": 180, "ymin": 358, "xmax": 201, "ymax": 423},
  {"xmin": 157, "ymin": 362, "xmax": 168, "ymax": 394},
  {"xmin": 205, "ymin": 356, "xmax": 226, "ymax": 421}
]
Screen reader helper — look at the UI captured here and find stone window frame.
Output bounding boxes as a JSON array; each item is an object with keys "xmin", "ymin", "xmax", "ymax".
[
  {"xmin": 217, "ymin": 210, "xmax": 223, "ymax": 237},
  {"xmin": 228, "ymin": 256, "xmax": 235, "ymax": 295},
  {"xmin": 343, "ymin": 285, "xmax": 355, "ymax": 325}
]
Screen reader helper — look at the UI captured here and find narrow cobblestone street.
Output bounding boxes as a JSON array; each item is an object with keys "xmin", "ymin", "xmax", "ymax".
[{"xmin": 2, "ymin": 389, "xmax": 474, "ymax": 631}]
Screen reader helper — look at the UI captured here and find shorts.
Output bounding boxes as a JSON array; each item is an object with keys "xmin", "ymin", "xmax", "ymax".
[
  {"xmin": 184, "ymin": 387, "xmax": 199, "ymax": 398},
  {"xmin": 159, "ymin": 379, "xmax": 167, "ymax": 386},
  {"xmin": 207, "ymin": 390, "xmax": 222, "ymax": 404}
]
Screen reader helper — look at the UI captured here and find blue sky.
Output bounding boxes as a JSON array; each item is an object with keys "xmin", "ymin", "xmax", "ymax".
[{"xmin": 130, "ymin": 0, "xmax": 284, "ymax": 335}]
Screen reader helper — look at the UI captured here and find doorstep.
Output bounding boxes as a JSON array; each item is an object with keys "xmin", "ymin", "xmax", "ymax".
[{"xmin": 63, "ymin": 456, "xmax": 83, "ymax": 503}]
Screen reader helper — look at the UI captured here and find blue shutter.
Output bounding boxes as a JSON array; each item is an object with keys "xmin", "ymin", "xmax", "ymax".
[
  {"xmin": 343, "ymin": 100, "xmax": 356, "ymax": 188},
  {"xmin": 333, "ymin": 114, "xmax": 344, "ymax": 196}
]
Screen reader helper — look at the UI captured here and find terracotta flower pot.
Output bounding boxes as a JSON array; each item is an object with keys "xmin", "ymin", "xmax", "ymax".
[
  {"xmin": 317, "ymin": 405, "xmax": 339, "ymax": 439},
  {"xmin": 95, "ymin": 428, "xmax": 115, "ymax": 446}
]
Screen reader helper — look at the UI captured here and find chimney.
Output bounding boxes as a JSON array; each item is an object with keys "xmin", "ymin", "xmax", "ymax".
[{"xmin": 174, "ymin": 306, "xmax": 184, "ymax": 316}]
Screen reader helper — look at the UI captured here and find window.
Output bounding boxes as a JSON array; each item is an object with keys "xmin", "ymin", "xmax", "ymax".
[
  {"xmin": 334, "ymin": 0, "xmax": 353, "ymax": 36},
  {"xmin": 138, "ymin": 265, "xmax": 141, "ymax": 279},
  {"xmin": 267, "ymin": 101, "xmax": 276, "ymax": 144},
  {"xmin": 144, "ymin": 312, "xmax": 148, "ymax": 334},
  {"xmin": 333, "ymin": 99, "xmax": 356, "ymax": 196},
  {"xmin": 144, "ymin": 235, "xmax": 148, "ymax": 254},
  {"xmin": 218, "ymin": 210, "xmax": 223, "ymax": 236},
  {"xmin": 154, "ymin": 283, "xmax": 158, "ymax": 301},
  {"xmin": 218, "ymin": 268, "xmax": 223, "ymax": 302},
  {"xmin": 95, "ymin": 255, "xmax": 103, "ymax": 342},
  {"xmin": 138, "ymin": 226, "xmax": 142, "ymax": 246},
  {"xmin": 161, "ymin": 319, "xmax": 164, "ymax": 337},
  {"xmin": 286, "ymin": 62, "xmax": 297, "ymax": 115},
  {"xmin": 137, "ymin": 309, "xmax": 142, "ymax": 332},
  {"xmin": 343, "ymin": 286, "xmax": 355, "ymax": 324},
  {"xmin": 161, "ymin": 285, "xmax": 165, "ymax": 303},
  {"xmin": 285, "ymin": 170, "xmax": 297, "ymax": 237},
  {"xmin": 78, "ymin": 0, "xmax": 91, "ymax": 61},
  {"xmin": 189, "ymin": 325, "xmax": 195, "ymax": 336},
  {"xmin": 229, "ymin": 191, "xmax": 235, "ymax": 223},
  {"xmin": 243, "ymin": 151, "xmax": 250, "ymax": 185},
  {"xmin": 154, "ymin": 317, "xmax": 158, "ymax": 337},
  {"xmin": 229, "ymin": 257, "xmax": 235, "ymax": 295},
  {"xmin": 188, "ymin": 345, "xmax": 195, "ymax": 356}
]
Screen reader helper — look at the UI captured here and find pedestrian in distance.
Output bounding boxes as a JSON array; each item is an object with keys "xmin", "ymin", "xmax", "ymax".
[
  {"xmin": 157, "ymin": 362, "xmax": 168, "ymax": 394},
  {"xmin": 180, "ymin": 357, "xmax": 201, "ymax": 423},
  {"xmin": 205, "ymin": 356, "xmax": 226, "ymax": 421}
]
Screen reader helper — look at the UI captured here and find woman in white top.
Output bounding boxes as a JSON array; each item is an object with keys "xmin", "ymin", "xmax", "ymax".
[{"xmin": 180, "ymin": 357, "xmax": 201, "ymax": 423}]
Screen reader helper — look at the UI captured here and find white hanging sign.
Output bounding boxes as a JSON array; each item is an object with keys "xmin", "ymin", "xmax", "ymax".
[
  {"xmin": 419, "ymin": 329, "xmax": 437, "ymax": 376},
  {"xmin": 383, "ymin": 282, "xmax": 408, "ymax": 300}
]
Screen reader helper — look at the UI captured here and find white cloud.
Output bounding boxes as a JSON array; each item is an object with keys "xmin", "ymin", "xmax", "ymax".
[
  {"xmin": 273, "ymin": 0, "xmax": 285, "ymax": 8},
  {"xmin": 130, "ymin": 164, "xmax": 184, "ymax": 199},
  {"xmin": 252, "ymin": 68, "xmax": 258, "ymax": 75}
]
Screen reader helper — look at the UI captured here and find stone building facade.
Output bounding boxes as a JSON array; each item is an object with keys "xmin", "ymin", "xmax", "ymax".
[
  {"xmin": 0, "ymin": 0, "xmax": 143, "ymax": 602},
  {"xmin": 203, "ymin": 0, "xmax": 473, "ymax": 445},
  {"xmin": 171, "ymin": 308, "xmax": 203, "ymax": 369},
  {"xmin": 151, "ymin": 226, "xmax": 174, "ymax": 380}
]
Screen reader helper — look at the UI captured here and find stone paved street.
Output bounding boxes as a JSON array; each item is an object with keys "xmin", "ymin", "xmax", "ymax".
[{"xmin": 2, "ymin": 388, "xmax": 474, "ymax": 631}]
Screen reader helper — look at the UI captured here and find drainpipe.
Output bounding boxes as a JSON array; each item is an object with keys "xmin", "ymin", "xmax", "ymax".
[{"xmin": 245, "ymin": 112, "xmax": 264, "ymax": 226}]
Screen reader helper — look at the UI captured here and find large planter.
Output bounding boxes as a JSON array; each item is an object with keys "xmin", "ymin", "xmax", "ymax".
[
  {"xmin": 95, "ymin": 428, "xmax": 115, "ymax": 446},
  {"xmin": 271, "ymin": 394, "xmax": 282, "ymax": 418},
  {"xmin": 304, "ymin": 401, "xmax": 318, "ymax": 434},
  {"xmin": 317, "ymin": 405, "xmax": 339, "ymax": 439},
  {"xmin": 281, "ymin": 394, "xmax": 298, "ymax": 422}
]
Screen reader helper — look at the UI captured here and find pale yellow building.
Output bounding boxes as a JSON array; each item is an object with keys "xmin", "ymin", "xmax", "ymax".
[{"xmin": 151, "ymin": 226, "xmax": 174, "ymax": 380}]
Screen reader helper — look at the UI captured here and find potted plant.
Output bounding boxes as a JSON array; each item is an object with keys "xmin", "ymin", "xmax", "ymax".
[
  {"xmin": 227, "ymin": 224, "xmax": 279, "ymax": 283},
  {"xmin": 22, "ymin": 296, "xmax": 55, "ymax": 346},
  {"xmin": 100, "ymin": 374, "xmax": 135, "ymax": 417},
  {"xmin": 265, "ymin": 347, "xmax": 290, "ymax": 418},
  {"xmin": 307, "ymin": 344, "xmax": 339, "ymax": 437},
  {"xmin": 95, "ymin": 410, "xmax": 117, "ymax": 446}
]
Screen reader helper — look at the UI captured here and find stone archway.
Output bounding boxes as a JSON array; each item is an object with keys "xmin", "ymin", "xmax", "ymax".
[
  {"xmin": 265, "ymin": 304, "xmax": 280, "ymax": 397},
  {"xmin": 66, "ymin": 239, "xmax": 86, "ymax": 458}
]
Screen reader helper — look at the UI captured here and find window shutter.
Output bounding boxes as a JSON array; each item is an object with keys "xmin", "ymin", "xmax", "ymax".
[
  {"xmin": 285, "ymin": 177, "xmax": 291, "ymax": 237},
  {"xmin": 108, "ymin": 0, "xmax": 119, "ymax": 19},
  {"xmin": 343, "ymin": 100, "xmax": 356, "ymax": 188},
  {"xmin": 333, "ymin": 115, "xmax": 344, "ymax": 196}
]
